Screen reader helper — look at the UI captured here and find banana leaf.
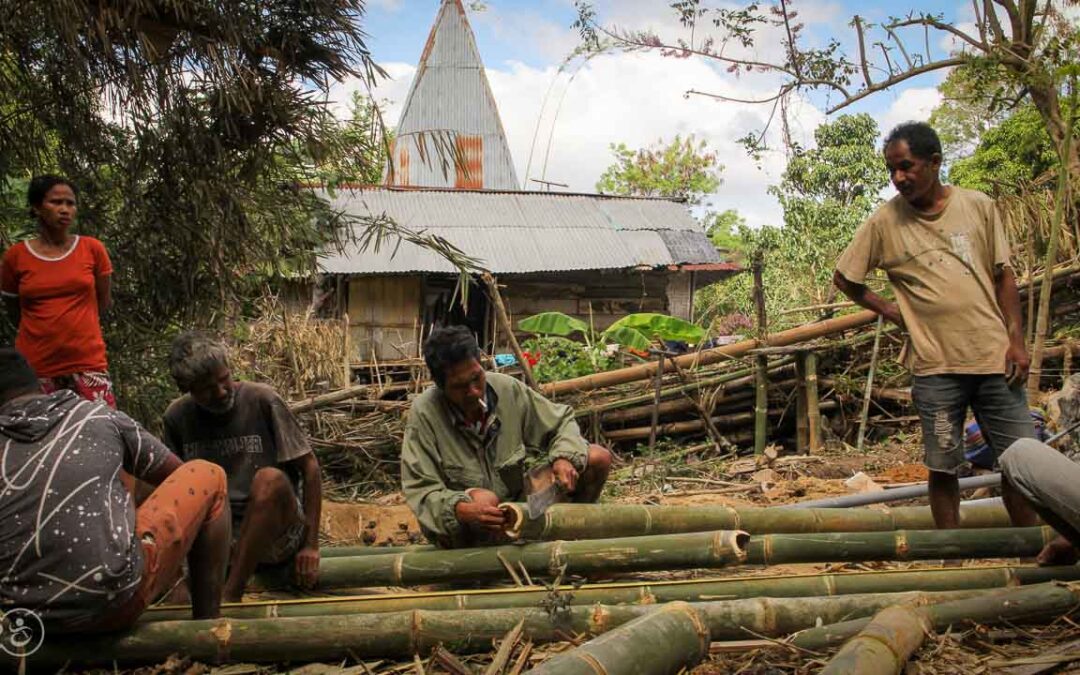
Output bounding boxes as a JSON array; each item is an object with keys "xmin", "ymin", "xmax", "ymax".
[
  {"xmin": 601, "ymin": 325, "xmax": 654, "ymax": 351},
  {"xmin": 605, "ymin": 313, "xmax": 705, "ymax": 344},
  {"xmin": 518, "ymin": 312, "xmax": 589, "ymax": 337}
]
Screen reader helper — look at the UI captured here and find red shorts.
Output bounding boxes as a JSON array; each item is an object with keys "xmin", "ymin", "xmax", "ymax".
[
  {"xmin": 94, "ymin": 460, "xmax": 228, "ymax": 632},
  {"xmin": 40, "ymin": 371, "xmax": 116, "ymax": 408}
]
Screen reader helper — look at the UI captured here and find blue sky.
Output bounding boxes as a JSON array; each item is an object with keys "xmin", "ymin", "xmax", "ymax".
[{"xmin": 349, "ymin": 0, "xmax": 971, "ymax": 226}]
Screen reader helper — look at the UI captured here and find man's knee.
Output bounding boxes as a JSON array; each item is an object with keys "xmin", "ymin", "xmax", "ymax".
[
  {"xmin": 248, "ymin": 467, "xmax": 294, "ymax": 504},
  {"xmin": 999, "ymin": 437, "xmax": 1054, "ymax": 487},
  {"xmin": 586, "ymin": 445, "xmax": 613, "ymax": 475}
]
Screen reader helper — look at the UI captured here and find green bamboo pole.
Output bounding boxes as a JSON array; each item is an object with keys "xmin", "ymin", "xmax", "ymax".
[
  {"xmin": 259, "ymin": 530, "xmax": 748, "ymax": 590},
  {"xmin": 745, "ymin": 526, "xmax": 1055, "ymax": 565},
  {"xmin": 793, "ymin": 582, "xmax": 1080, "ymax": 652},
  {"xmin": 322, "ymin": 544, "xmax": 435, "ymax": 558},
  {"xmin": 819, "ymin": 605, "xmax": 928, "ymax": 675},
  {"xmin": 529, "ymin": 601, "xmax": 709, "ymax": 675},
  {"xmin": 574, "ymin": 359, "xmax": 797, "ymax": 419},
  {"xmin": 146, "ymin": 564, "xmax": 1080, "ymax": 622},
  {"xmin": 804, "ymin": 351, "xmax": 821, "ymax": 453},
  {"xmin": 265, "ymin": 527, "xmax": 1050, "ymax": 590},
  {"xmin": 501, "ymin": 501, "xmax": 1013, "ymax": 541},
  {"xmin": 754, "ymin": 354, "xmax": 769, "ymax": 454},
  {"xmin": 17, "ymin": 589, "xmax": 991, "ymax": 667}
]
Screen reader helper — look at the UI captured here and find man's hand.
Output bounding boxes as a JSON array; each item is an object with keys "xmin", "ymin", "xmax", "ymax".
[
  {"xmin": 456, "ymin": 499, "xmax": 506, "ymax": 533},
  {"xmin": 1005, "ymin": 341, "xmax": 1031, "ymax": 388},
  {"xmin": 552, "ymin": 458, "xmax": 579, "ymax": 494},
  {"xmin": 294, "ymin": 545, "xmax": 320, "ymax": 589},
  {"xmin": 881, "ymin": 303, "xmax": 905, "ymax": 330}
]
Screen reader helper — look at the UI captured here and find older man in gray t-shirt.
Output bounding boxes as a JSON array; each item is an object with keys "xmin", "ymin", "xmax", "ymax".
[{"xmin": 163, "ymin": 332, "xmax": 322, "ymax": 602}]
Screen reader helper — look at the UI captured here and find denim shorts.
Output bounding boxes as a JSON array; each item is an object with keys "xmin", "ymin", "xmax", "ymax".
[{"xmin": 911, "ymin": 374, "xmax": 1034, "ymax": 474}]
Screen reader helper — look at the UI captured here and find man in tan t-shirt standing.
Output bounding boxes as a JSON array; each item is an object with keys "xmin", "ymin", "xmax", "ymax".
[{"xmin": 834, "ymin": 121, "xmax": 1037, "ymax": 530}]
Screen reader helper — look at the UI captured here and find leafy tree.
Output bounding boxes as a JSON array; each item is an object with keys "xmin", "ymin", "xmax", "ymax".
[
  {"xmin": 697, "ymin": 114, "xmax": 886, "ymax": 327},
  {"xmin": 707, "ymin": 209, "xmax": 746, "ymax": 252},
  {"xmin": 596, "ymin": 135, "xmax": 723, "ymax": 205},
  {"xmin": 0, "ymin": 1, "xmax": 389, "ymax": 420},
  {"xmin": 948, "ymin": 105, "xmax": 1061, "ymax": 195},
  {"xmin": 575, "ymin": 1, "xmax": 1080, "ymax": 176},
  {"xmin": 929, "ymin": 63, "xmax": 1016, "ymax": 158}
]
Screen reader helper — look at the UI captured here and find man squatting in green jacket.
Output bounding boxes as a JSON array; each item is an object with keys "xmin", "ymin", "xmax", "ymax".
[{"xmin": 401, "ymin": 326, "xmax": 613, "ymax": 548}]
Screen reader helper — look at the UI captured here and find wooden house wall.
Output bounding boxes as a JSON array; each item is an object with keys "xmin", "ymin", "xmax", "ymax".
[
  {"xmin": 499, "ymin": 270, "xmax": 672, "ymax": 333},
  {"xmin": 346, "ymin": 275, "xmax": 423, "ymax": 362}
]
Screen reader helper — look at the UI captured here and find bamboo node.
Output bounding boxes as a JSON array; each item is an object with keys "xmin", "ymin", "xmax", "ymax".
[
  {"xmin": 590, "ymin": 604, "xmax": 611, "ymax": 634},
  {"xmin": 209, "ymin": 619, "xmax": 233, "ymax": 663},
  {"xmin": 576, "ymin": 651, "xmax": 608, "ymax": 675},
  {"xmin": 393, "ymin": 553, "xmax": 405, "ymax": 585},
  {"xmin": 896, "ymin": 532, "xmax": 909, "ymax": 560}
]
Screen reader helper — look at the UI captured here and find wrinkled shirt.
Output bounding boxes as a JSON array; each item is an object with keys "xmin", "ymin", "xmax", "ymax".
[
  {"xmin": 0, "ymin": 391, "xmax": 169, "ymax": 629},
  {"xmin": 401, "ymin": 372, "xmax": 588, "ymax": 543}
]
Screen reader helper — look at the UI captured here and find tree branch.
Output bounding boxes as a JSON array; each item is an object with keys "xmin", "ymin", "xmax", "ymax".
[
  {"xmin": 984, "ymin": 0, "xmax": 1008, "ymax": 43},
  {"xmin": 889, "ymin": 16, "xmax": 984, "ymax": 52},
  {"xmin": 853, "ymin": 16, "xmax": 874, "ymax": 88},
  {"xmin": 884, "ymin": 26, "xmax": 916, "ymax": 69},
  {"xmin": 780, "ymin": 0, "xmax": 803, "ymax": 78},
  {"xmin": 826, "ymin": 56, "xmax": 967, "ymax": 113}
]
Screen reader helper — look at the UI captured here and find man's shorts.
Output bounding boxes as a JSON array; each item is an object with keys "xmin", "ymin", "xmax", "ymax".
[
  {"xmin": 233, "ymin": 478, "xmax": 306, "ymax": 566},
  {"xmin": 93, "ymin": 460, "xmax": 229, "ymax": 632},
  {"xmin": 911, "ymin": 374, "xmax": 1034, "ymax": 474}
]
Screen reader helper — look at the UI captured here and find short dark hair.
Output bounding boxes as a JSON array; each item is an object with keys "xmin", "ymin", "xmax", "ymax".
[
  {"xmin": 423, "ymin": 326, "xmax": 481, "ymax": 388},
  {"xmin": 0, "ymin": 348, "xmax": 42, "ymax": 402},
  {"xmin": 27, "ymin": 175, "xmax": 77, "ymax": 208},
  {"xmin": 884, "ymin": 122, "xmax": 943, "ymax": 161},
  {"xmin": 169, "ymin": 331, "xmax": 231, "ymax": 393}
]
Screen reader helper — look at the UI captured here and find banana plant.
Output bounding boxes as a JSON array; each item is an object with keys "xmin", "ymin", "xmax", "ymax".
[{"xmin": 518, "ymin": 312, "xmax": 705, "ymax": 351}]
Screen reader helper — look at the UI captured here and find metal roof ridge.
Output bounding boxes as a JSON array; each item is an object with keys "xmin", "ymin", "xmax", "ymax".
[{"xmin": 320, "ymin": 183, "xmax": 691, "ymax": 204}]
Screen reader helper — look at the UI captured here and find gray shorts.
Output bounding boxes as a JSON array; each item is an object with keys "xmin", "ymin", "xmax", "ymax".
[
  {"xmin": 1000, "ymin": 438, "xmax": 1080, "ymax": 545},
  {"xmin": 911, "ymin": 374, "xmax": 1033, "ymax": 474}
]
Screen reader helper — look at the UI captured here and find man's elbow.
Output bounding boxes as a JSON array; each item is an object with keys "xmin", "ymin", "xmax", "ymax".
[{"xmin": 833, "ymin": 270, "xmax": 854, "ymax": 295}]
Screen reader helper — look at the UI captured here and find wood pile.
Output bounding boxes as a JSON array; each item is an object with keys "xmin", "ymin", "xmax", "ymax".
[{"xmin": 275, "ymin": 262, "xmax": 1080, "ymax": 496}]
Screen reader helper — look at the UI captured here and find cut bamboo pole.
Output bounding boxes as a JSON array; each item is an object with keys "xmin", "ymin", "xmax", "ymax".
[
  {"xmin": 793, "ymin": 581, "xmax": 1080, "ymax": 652},
  {"xmin": 857, "ymin": 315, "xmax": 885, "ymax": 451},
  {"xmin": 575, "ymin": 360, "xmax": 797, "ymax": 419},
  {"xmin": 819, "ymin": 604, "xmax": 929, "ymax": 675},
  {"xmin": 262, "ymin": 530, "xmax": 749, "ymax": 589},
  {"xmin": 601, "ymin": 400, "xmax": 837, "ymax": 442},
  {"xmin": 24, "ymin": 590, "xmax": 991, "ymax": 667},
  {"xmin": 262, "ymin": 526, "xmax": 1051, "ymax": 591},
  {"xmin": 743, "ymin": 526, "xmax": 1055, "ymax": 566},
  {"xmin": 483, "ymin": 272, "xmax": 539, "ymax": 391},
  {"xmin": 668, "ymin": 355, "xmax": 729, "ymax": 452},
  {"xmin": 754, "ymin": 354, "xmax": 769, "ymax": 454},
  {"xmin": 1028, "ymin": 84, "xmax": 1077, "ymax": 398},
  {"xmin": 649, "ymin": 350, "xmax": 665, "ymax": 451},
  {"xmin": 502, "ymin": 501, "xmax": 1014, "ymax": 541},
  {"xmin": 804, "ymin": 351, "xmax": 821, "ymax": 453},
  {"xmin": 542, "ymin": 310, "xmax": 878, "ymax": 396},
  {"xmin": 529, "ymin": 601, "xmax": 709, "ymax": 675},
  {"xmin": 149, "ymin": 565, "xmax": 1080, "ymax": 622}
]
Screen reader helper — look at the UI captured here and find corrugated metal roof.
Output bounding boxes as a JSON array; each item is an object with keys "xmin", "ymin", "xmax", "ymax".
[
  {"xmin": 317, "ymin": 187, "xmax": 724, "ymax": 275},
  {"xmin": 387, "ymin": 0, "xmax": 519, "ymax": 190}
]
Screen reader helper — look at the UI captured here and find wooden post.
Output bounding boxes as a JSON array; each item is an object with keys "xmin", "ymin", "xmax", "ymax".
[
  {"xmin": 482, "ymin": 273, "xmax": 539, "ymax": 392},
  {"xmin": 649, "ymin": 351, "xmax": 666, "ymax": 452},
  {"xmin": 752, "ymin": 253, "xmax": 768, "ymax": 455},
  {"xmin": 805, "ymin": 351, "xmax": 821, "ymax": 454}
]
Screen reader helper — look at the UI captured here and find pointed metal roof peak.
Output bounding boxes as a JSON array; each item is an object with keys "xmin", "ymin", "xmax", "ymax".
[{"xmin": 387, "ymin": 0, "xmax": 520, "ymax": 190}]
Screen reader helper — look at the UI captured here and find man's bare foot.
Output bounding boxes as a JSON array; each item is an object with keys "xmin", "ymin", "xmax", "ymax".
[{"xmin": 1037, "ymin": 535, "xmax": 1079, "ymax": 566}]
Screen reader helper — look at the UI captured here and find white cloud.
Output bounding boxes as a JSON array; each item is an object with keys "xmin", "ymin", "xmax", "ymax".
[
  {"xmin": 368, "ymin": 0, "xmax": 404, "ymax": 12},
  {"xmin": 878, "ymin": 86, "xmax": 943, "ymax": 136},
  {"xmin": 359, "ymin": 50, "xmax": 824, "ymax": 228}
]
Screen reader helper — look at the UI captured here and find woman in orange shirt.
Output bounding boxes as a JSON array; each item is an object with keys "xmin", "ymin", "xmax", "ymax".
[{"xmin": 1, "ymin": 175, "xmax": 116, "ymax": 406}]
